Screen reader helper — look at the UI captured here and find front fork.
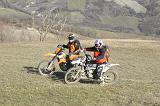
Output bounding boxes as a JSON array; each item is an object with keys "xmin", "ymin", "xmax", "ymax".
[
  {"xmin": 73, "ymin": 66, "xmax": 83, "ymax": 79},
  {"xmin": 46, "ymin": 58, "xmax": 55, "ymax": 70}
]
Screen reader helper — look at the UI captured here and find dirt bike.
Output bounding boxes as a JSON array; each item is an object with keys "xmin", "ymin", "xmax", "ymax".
[
  {"xmin": 64, "ymin": 50, "xmax": 120, "ymax": 85},
  {"xmin": 38, "ymin": 45, "xmax": 71, "ymax": 76}
]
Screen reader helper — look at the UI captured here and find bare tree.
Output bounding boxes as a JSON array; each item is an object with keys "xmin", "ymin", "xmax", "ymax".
[{"xmin": 37, "ymin": 9, "xmax": 67, "ymax": 42}]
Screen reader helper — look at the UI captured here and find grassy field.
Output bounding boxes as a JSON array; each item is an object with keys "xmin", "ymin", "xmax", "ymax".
[{"xmin": 0, "ymin": 38, "xmax": 160, "ymax": 106}]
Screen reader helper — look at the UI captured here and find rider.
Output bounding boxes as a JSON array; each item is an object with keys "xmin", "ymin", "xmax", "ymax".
[
  {"xmin": 84, "ymin": 39, "xmax": 110, "ymax": 79},
  {"xmin": 63, "ymin": 33, "xmax": 82, "ymax": 61}
]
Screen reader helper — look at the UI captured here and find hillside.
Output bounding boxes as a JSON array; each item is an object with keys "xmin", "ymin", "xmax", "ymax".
[{"xmin": 0, "ymin": 0, "xmax": 160, "ymax": 37}]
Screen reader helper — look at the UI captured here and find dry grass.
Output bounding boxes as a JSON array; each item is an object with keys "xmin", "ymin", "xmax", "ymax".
[{"xmin": 0, "ymin": 37, "xmax": 160, "ymax": 106}]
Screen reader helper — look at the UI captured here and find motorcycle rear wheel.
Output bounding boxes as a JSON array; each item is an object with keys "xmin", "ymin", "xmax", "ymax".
[
  {"xmin": 102, "ymin": 70, "xmax": 118, "ymax": 84},
  {"xmin": 38, "ymin": 60, "xmax": 55, "ymax": 76}
]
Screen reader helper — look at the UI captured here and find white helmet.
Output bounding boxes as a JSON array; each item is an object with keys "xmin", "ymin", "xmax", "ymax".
[
  {"xmin": 94, "ymin": 39, "xmax": 103, "ymax": 48},
  {"xmin": 68, "ymin": 33, "xmax": 75, "ymax": 43}
]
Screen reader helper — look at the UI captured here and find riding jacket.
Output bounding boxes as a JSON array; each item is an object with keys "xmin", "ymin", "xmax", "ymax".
[
  {"xmin": 85, "ymin": 45, "xmax": 109, "ymax": 64},
  {"xmin": 63, "ymin": 39, "xmax": 82, "ymax": 53}
]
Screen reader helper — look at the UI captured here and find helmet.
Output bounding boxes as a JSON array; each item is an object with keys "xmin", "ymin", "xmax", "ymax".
[
  {"xmin": 68, "ymin": 33, "xmax": 75, "ymax": 42},
  {"xmin": 94, "ymin": 39, "xmax": 103, "ymax": 48}
]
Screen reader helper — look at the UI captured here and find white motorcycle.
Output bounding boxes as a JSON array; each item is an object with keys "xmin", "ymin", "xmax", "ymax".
[{"xmin": 64, "ymin": 50, "xmax": 120, "ymax": 85}]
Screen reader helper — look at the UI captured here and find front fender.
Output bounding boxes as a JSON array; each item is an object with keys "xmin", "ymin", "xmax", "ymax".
[{"xmin": 44, "ymin": 53, "xmax": 56, "ymax": 57}]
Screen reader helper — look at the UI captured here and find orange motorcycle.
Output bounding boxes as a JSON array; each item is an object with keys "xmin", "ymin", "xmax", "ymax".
[{"xmin": 38, "ymin": 45, "xmax": 72, "ymax": 76}]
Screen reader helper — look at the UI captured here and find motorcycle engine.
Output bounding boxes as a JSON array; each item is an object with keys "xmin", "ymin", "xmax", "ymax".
[{"xmin": 85, "ymin": 64, "xmax": 97, "ymax": 78}]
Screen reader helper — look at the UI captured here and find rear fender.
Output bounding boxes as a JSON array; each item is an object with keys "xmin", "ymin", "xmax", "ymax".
[
  {"xmin": 108, "ymin": 64, "xmax": 120, "ymax": 67},
  {"xmin": 102, "ymin": 64, "xmax": 120, "ymax": 73}
]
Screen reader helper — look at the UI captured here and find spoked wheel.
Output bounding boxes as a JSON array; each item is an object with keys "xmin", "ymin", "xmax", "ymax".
[
  {"xmin": 102, "ymin": 70, "xmax": 118, "ymax": 85},
  {"xmin": 64, "ymin": 67, "xmax": 81, "ymax": 84},
  {"xmin": 38, "ymin": 60, "xmax": 55, "ymax": 76}
]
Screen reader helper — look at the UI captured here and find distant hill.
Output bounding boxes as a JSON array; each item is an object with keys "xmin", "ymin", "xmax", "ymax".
[{"xmin": 0, "ymin": 0, "xmax": 160, "ymax": 37}]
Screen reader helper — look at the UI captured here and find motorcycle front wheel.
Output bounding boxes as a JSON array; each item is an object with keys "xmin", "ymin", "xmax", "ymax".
[
  {"xmin": 38, "ymin": 60, "xmax": 55, "ymax": 76},
  {"xmin": 64, "ymin": 67, "xmax": 81, "ymax": 84}
]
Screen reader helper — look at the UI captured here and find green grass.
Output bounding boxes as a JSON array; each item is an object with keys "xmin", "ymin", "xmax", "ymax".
[
  {"xmin": 95, "ymin": 29, "xmax": 158, "ymax": 40},
  {"xmin": 0, "ymin": 8, "xmax": 31, "ymax": 19},
  {"xmin": 100, "ymin": 16, "xmax": 139, "ymax": 30},
  {"xmin": 70, "ymin": 12, "xmax": 85, "ymax": 22},
  {"xmin": 0, "ymin": 38, "xmax": 160, "ymax": 106},
  {"xmin": 67, "ymin": 0, "xmax": 86, "ymax": 10},
  {"xmin": 6, "ymin": 0, "xmax": 20, "ymax": 3},
  {"xmin": 113, "ymin": 0, "xmax": 146, "ymax": 13}
]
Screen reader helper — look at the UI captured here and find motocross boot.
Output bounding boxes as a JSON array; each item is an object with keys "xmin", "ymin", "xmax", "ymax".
[{"xmin": 92, "ymin": 69, "xmax": 98, "ymax": 79}]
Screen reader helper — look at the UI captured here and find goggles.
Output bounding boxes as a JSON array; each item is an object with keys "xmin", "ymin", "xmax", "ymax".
[
  {"xmin": 95, "ymin": 44, "xmax": 100, "ymax": 48},
  {"xmin": 69, "ymin": 39, "xmax": 74, "ymax": 42}
]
